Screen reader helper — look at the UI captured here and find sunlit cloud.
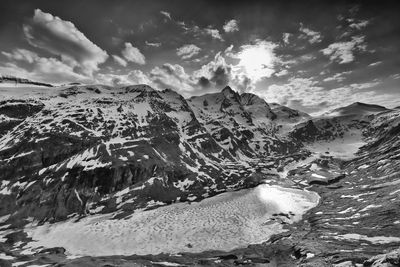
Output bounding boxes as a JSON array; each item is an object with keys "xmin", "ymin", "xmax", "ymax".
[
  {"xmin": 23, "ymin": 9, "xmax": 108, "ymax": 76},
  {"xmin": 232, "ymin": 40, "xmax": 278, "ymax": 82},
  {"xmin": 176, "ymin": 44, "xmax": 201, "ymax": 60},
  {"xmin": 121, "ymin": 42, "xmax": 146, "ymax": 65},
  {"xmin": 322, "ymin": 36, "xmax": 366, "ymax": 64},
  {"xmin": 223, "ymin": 19, "xmax": 239, "ymax": 33}
]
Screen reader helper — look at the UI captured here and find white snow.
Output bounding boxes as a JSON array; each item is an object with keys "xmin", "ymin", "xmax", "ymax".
[
  {"xmin": 305, "ymin": 130, "xmax": 365, "ymax": 160},
  {"xmin": 150, "ymin": 261, "xmax": 182, "ymax": 266},
  {"xmin": 0, "ymin": 252, "xmax": 15, "ymax": 260},
  {"xmin": 22, "ymin": 184, "xmax": 319, "ymax": 256},
  {"xmin": 311, "ymin": 173, "xmax": 326, "ymax": 179},
  {"xmin": 334, "ymin": 234, "xmax": 400, "ymax": 244}
]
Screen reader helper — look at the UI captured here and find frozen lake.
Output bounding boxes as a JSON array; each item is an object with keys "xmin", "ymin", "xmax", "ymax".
[{"xmin": 23, "ymin": 184, "xmax": 320, "ymax": 256}]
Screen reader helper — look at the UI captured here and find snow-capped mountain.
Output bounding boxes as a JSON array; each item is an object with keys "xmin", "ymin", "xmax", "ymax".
[{"xmin": 1, "ymin": 84, "xmax": 400, "ymax": 266}]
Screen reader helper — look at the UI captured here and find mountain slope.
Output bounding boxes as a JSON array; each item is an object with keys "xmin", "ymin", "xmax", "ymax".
[{"xmin": 0, "ymin": 84, "xmax": 400, "ymax": 266}]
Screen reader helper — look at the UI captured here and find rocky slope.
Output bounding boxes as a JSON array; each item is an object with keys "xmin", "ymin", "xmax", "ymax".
[{"xmin": 0, "ymin": 84, "xmax": 399, "ymax": 266}]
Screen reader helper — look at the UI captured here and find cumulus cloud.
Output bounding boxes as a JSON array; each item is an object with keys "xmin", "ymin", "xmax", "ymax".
[
  {"xmin": 322, "ymin": 36, "xmax": 366, "ymax": 64},
  {"xmin": 176, "ymin": 44, "xmax": 201, "ymax": 59},
  {"xmin": 1, "ymin": 48, "xmax": 89, "ymax": 84},
  {"xmin": 223, "ymin": 19, "xmax": 239, "ymax": 33},
  {"xmin": 112, "ymin": 55, "xmax": 127, "ymax": 67},
  {"xmin": 204, "ymin": 28, "xmax": 223, "ymax": 40},
  {"xmin": 23, "ymin": 9, "xmax": 108, "ymax": 76},
  {"xmin": 194, "ymin": 53, "xmax": 231, "ymax": 88},
  {"xmin": 150, "ymin": 63, "xmax": 194, "ymax": 92},
  {"xmin": 193, "ymin": 52, "xmax": 256, "ymax": 93},
  {"xmin": 299, "ymin": 24, "xmax": 322, "ymax": 44},
  {"xmin": 121, "ymin": 42, "xmax": 146, "ymax": 65}
]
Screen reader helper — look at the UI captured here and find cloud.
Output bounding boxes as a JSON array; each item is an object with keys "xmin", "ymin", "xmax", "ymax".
[
  {"xmin": 321, "ymin": 36, "xmax": 366, "ymax": 64},
  {"xmin": 145, "ymin": 41, "xmax": 162, "ymax": 47},
  {"xmin": 299, "ymin": 24, "xmax": 322, "ymax": 44},
  {"xmin": 112, "ymin": 55, "xmax": 127, "ymax": 67},
  {"xmin": 322, "ymin": 71, "xmax": 352, "ymax": 82},
  {"xmin": 193, "ymin": 52, "xmax": 231, "ymax": 87},
  {"xmin": 349, "ymin": 20, "xmax": 369, "ymax": 30},
  {"xmin": 160, "ymin": 11, "xmax": 172, "ymax": 20},
  {"xmin": 96, "ymin": 70, "xmax": 152, "ymax": 86},
  {"xmin": 1, "ymin": 48, "xmax": 89, "ymax": 84},
  {"xmin": 2, "ymin": 49, "xmax": 38, "ymax": 64},
  {"xmin": 176, "ymin": 44, "xmax": 201, "ymax": 59},
  {"xmin": 368, "ymin": 61, "xmax": 382, "ymax": 67},
  {"xmin": 282, "ymin": 33, "xmax": 291, "ymax": 45},
  {"xmin": 257, "ymin": 77, "xmax": 387, "ymax": 115},
  {"xmin": 193, "ymin": 52, "xmax": 254, "ymax": 93},
  {"xmin": 150, "ymin": 63, "xmax": 194, "ymax": 92},
  {"xmin": 23, "ymin": 9, "xmax": 108, "ymax": 76},
  {"xmin": 179, "ymin": 22, "xmax": 223, "ymax": 41},
  {"xmin": 231, "ymin": 39, "xmax": 278, "ymax": 82},
  {"xmin": 223, "ymin": 19, "xmax": 239, "ymax": 33},
  {"xmin": 121, "ymin": 42, "xmax": 146, "ymax": 65},
  {"xmin": 204, "ymin": 28, "xmax": 223, "ymax": 40}
]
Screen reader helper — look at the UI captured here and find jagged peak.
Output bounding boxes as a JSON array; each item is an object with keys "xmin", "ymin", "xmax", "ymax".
[
  {"xmin": 221, "ymin": 86, "xmax": 236, "ymax": 95},
  {"xmin": 240, "ymin": 92, "xmax": 267, "ymax": 106}
]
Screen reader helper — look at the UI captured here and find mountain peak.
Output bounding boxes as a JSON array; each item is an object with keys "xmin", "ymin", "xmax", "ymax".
[{"xmin": 221, "ymin": 86, "xmax": 235, "ymax": 94}]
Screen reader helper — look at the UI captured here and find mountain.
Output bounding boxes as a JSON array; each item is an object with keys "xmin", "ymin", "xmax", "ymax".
[
  {"xmin": 324, "ymin": 102, "xmax": 389, "ymax": 117},
  {"xmin": 0, "ymin": 75, "xmax": 53, "ymax": 87},
  {"xmin": 0, "ymin": 84, "xmax": 400, "ymax": 266}
]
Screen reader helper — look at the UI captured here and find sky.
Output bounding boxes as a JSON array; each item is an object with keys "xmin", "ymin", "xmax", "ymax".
[{"xmin": 0, "ymin": 0, "xmax": 399, "ymax": 114}]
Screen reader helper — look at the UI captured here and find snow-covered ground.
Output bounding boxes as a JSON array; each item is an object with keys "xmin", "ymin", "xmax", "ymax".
[
  {"xmin": 21, "ymin": 184, "xmax": 319, "ymax": 257},
  {"xmin": 305, "ymin": 130, "xmax": 365, "ymax": 160}
]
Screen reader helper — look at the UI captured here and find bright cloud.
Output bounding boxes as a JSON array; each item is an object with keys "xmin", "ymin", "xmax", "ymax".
[
  {"xmin": 204, "ymin": 28, "xmax": 223, "ymax": 40},
  {"xmin": 176, "ymin": 44, "xmax": 201, "ymax": 59},
  {"xmin": 160, "ymin": 11, "xmax": 171, "ymax": 20},
  {"xmin": 349, "ymin": 20, "xmax": 369, "ymax": 30},
  {"xmin": 232, "ymin": 40, "xmax": 278, "ymax": 82},
  {"xmin": 1, "ymin": 48, "xmax": 89, "ymax": 84},
  {"xmin": 121, "ymin": 42, "xmax": 146, "ymax": 65},
  {"xmin": 322, "ymin": 36, "xmax": 366, "ymax": 64},
  {"xmin": 112, "ymin": 55, "xmax": 127, "ymax": 67},
  {"xmin": 223, "ymin": 19, "xmax": 239, "ymax": 33},
  {"xmin": 299, "ymin": 24, "xmax": 322, "ymax": 44},
  {"xmin": 23, "ymin": 9, "xmax": 108, "ymax": 76},
  {"xmin": 150, "ymin": 63, "xmax": 194, "ymax": 92}
]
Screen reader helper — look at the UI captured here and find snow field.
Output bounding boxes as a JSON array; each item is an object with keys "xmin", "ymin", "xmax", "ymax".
[{"xmin": 22, "ymin": 184, "xmax": 319, "ymax": 256}]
